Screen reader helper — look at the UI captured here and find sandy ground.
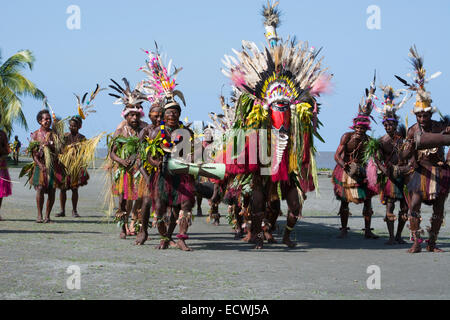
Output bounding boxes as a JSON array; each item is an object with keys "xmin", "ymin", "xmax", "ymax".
[{"xmin": 0, "ymin": 167, "xmax": 449, "ymax": 300}]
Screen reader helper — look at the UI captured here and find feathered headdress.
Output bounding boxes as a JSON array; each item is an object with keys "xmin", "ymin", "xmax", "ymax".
[
  {"xmin": 395, "ymin": 45, "xmax": 441, "ymax": 114},
  {"xmin": 351, "ymin": 72, "xmax": 377, "ymax": 130},
  {"xmin": 209, "ymin": 92, "xmax": 238, "ymax": 135},
  {"xmin": 375, "ymin": 84, "xmax": 411, "ymax": 123},
  {"xmin": 74, "ymin": 84, "xmax": 105, "ymax": 120},
  {"xmin": 262, "ymin": 1, "xmax": 281, "ymax": 48},
  {"xmin": 108, "ymin": 78, "xmax": 147, "ymax": 118},
  {"xmin": 222, "ymin": 40, "xmax": 330, "ymax": 110},
  {"xmin": 139, "ymin": 43, "xmax": 186, "ymax": 113}
]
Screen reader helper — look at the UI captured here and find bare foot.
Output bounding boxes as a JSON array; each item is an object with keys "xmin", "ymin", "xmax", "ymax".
[
  {"xmin": 176, "ymin": 239, "xmax": 192, "ymax": 251},
  {"xmin": 72, "ymin": 211, "xmax": 80, "ymax": 218},
  {"xmin": 36, "ymin": 217, "xmax": 43, "ymax": 223},
  {"xmin": 407, "ymin": 244, "xmax": 422, "ymax": 253},
  {"xmin": 242, "ymin": 233, "xmax": 251, "ymax": 242},
  {"xmin": 119, "ymin": 232, "xmax": 127, "ymax": 239},
  {"xmin": 426, "ymin": 246, "xmax": 443, "ymax": 253},
  {"xmin": 282, "ymin": 237, "xmax": 297, "ymax": 248},
  {"xmin": 254, "ymin": 237, "xmax": 264, "ymax": 250},
  {"xmin": 385, "ymin": 238, "xmax": 396, "ymax": 245},
  {"xmin": 395, "ymin": 236, "xmax": 407, "ymax": 244},
  {"xmin": 168, "ymin": 239, "xmax": 178, "ymax": 248},
  {"xmin": 135, "ymin": 231, "xmax": 148, "ymax": 245},
  {"xmin": 156, "ymin": 240, "xmax": 169, "ymax": 250},
  {"xmin": 55, "ymin": 212, "xmax": 65, "ymax": 217},
  {"xmin": 43, "ymin": 219, "xmax": 53, "ymax": 224},
  {"xmin": 364, "ymin": 230, "xmax": 379, "ymax": 239},
  {"xmin": 234, "ymin": 230, "xmax": 244, "ymax": 240},
  {"xmin": 337, "ymin": 228, "xmax": 348, "ymax": 239},
  {"xmin": 265, "ymin": 232, "xmax": 277, "ymax": 244}
]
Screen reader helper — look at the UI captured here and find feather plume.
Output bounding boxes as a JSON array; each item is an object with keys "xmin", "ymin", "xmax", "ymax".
[{"xmin": 261, "ymin": 0, "xmax": 281, "ymax": 28}]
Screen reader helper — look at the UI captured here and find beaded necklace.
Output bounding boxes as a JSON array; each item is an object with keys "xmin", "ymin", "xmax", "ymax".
[{"xmin": 160, "ymin": 120, "xmax": 184, "ymax": 148}]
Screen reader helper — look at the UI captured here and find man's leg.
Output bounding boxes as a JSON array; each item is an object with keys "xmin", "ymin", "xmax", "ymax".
[
  {"xmin": 56, "ymin": 189, "xmax": 67, "ymax": 217},
  {"xmin": 0, "ymin": 198, "xmax": 3, "ymax": 220},
  {"xmin": 135, "ymin": 196, "xmax": 151, "ymax": 245},
  {"xmin": 71, "ymin": 188, "xmax": 80, "ymax": 217},
  {"xmin": 196, "ymin": 195, "xmax": 203, "ymax": 217},
  {"xmin": 384, "ymin": 200, "xmax": 396, "ymax": 245},
  {"xmin": 426, "ymin": 196, "xmax": 445, "ymax": 253},
  {"xmin": 363, "ymin": 198, "xmax": 379, "ymax": 239},
  {"xmin": 155, "ymin": 200, "xmax": 170, "ymax": 249},
  {"xmin": 176, "ymin": 201, "xmax": 193, "ymax": 251},
  {"xmin": 44, "ymin": 188, "xmax": 56, "ymax": 223},
  {"xmin": 36, "ymin": 187, "xmax": 45, "ymax": 223},
  {"xmin": 129, "ymin": 198, "xmax": 142, "ymax": 234},
  {"xmin": 282, "ymin": 186, "xmax": 302, "ymax": 248},
  {"xmin": 337, "ymin": 200, "xmax": 350, "ymax": 238},
  {"xmin": 395, "ymin": 199, "xmax": 408, "ymax": 244},
  {"xmin": 264, "ymin": 200, "xmax": 280, "ymax": 244},
  {"xmin": 209, "ymin": 200, "xmax": 220, "ymax": 226},
  {"xmin": 124, "ymin": 200, "xmax": 134, "ymax": 235},
  {"xmin": 407, "ymin": 192, "xmax": 423, "ymax": 253}
]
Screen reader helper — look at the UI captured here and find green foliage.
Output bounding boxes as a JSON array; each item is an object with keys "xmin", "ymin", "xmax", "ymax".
[
  {"xmin": 26, "ymin": 141, "xmax": 40, "ymax": 155},
  {"xmin": 111, "ymin": 135, "xmax": 140, "ymax": 160},
  {"xmin": 140, "ymin": 132, "xmax": 164, "ymax": 160},
  {"xmin": 233, "ymin": 93, "xmax": 255, "ymax": 129},
  {"xmin": 0, "ymin": 49, "xmax": 45, "ymax": 137},
  {"xmin": 363, "ymin": 137, "xmax": 381, "ymax": 165}
]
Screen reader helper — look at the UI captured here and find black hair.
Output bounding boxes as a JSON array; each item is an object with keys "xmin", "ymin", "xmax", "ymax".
[
  {"xmin": 69, "ymin": 115, "xmax": 83, "ymax": 127},
  {"xmin": 36, "ymin": 109, "xmax": 51, "ymax": 123}
]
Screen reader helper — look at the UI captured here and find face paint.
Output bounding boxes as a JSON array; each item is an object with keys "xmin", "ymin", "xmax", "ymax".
[{"xmin": 270, "ymin": 101, "xmax": 290, "ymax": 134}]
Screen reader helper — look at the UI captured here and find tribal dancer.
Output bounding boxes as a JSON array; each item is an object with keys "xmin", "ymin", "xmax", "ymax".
[
  {"xmin": 0, "ymin": 113, "xmax": 12, "ymax": 221},
  {"xmin": 137, "ymin": 102, "xmax": 163, "ymax": 234},
  {"xmin": 108, "ymin": 78, "xmax": 148, "ymax": 239},
  {"xmin": 332, "ymin": 75, "xmax": 379, "ymax": 239},
  {"xmin": 396, "ymin": 46, "xmax": 450, "ymax": 253},
  {"xmin": 220, "ymin": 1, "xmax": 331, "ymax": 249},
  {"xmin": 57, "ymin": 85, "xmax": 104, "ymax": 218},
  {"xmin": 27, "ymin": 109, "xmax": 65, "ymax": 223},
  {"xmin": 197, "ymin": 124, "xmax": 218, "ymax": 222},
  {"xmin": 372, "ymin": 85, "xmax": 411, "ymax": 244},
  {"xmin": 135, "ymin": 47, "xmax": 196, "ymax": 251},
  {"xmin": 209, "ymin": 95, "xmax": 247, "ymax": 238}
]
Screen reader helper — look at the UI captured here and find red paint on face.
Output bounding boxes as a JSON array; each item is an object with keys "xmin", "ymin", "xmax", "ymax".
[{"xmin": 270, "ymin": 102, "xmax": 290, "ymax": 131}]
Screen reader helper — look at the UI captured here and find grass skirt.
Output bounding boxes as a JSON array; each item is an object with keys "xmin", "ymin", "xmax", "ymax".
[
  {"xmin": 379, "ymin": 176, "xmax": 404, "ymax": 204},
  {"xmin": 407, "ymin": 164, "xmax": 450, "ymax": 202},
  {"xmin": 153, "ymin": 170, "xmax": 195, "ymax": 207},
  {"xmin": 0, "ymin": 159, "xmax": 12, "ymax": 198},
  {"xmin": 31, "ymin": 163, "xmax": 64, "ymax": 193},
  {"xmin": 332, "ymin": 164, "xmax": 373, "ymax": 204},
  {"xmin": 63, "ymin": 168, "xmax": 89, "ymax": 190},
  {"xmin": 112, "ymin": 168, "xmax": 138, "ymax": 201}
]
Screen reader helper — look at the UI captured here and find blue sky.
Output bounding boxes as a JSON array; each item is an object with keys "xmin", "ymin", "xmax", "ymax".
[{"xmin": 1, "ymin": 0, "xmax": 449, "ymax": 151}]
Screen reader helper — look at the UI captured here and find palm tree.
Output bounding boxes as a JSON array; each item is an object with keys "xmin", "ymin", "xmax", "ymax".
[{"xmin": 0, "ymin": 49, "xmax": 45, "ymax": 137}]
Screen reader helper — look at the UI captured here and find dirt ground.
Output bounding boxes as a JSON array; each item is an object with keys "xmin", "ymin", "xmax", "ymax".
[{"xmin": 0, "ymin": 167, "xmax": 449, "ymax": 300}]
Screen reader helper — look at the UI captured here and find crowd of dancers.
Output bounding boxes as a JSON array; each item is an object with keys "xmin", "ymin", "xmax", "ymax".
[{"xmin": 0, "ymin": 1, "xmax": 448, "ymax": 254}]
